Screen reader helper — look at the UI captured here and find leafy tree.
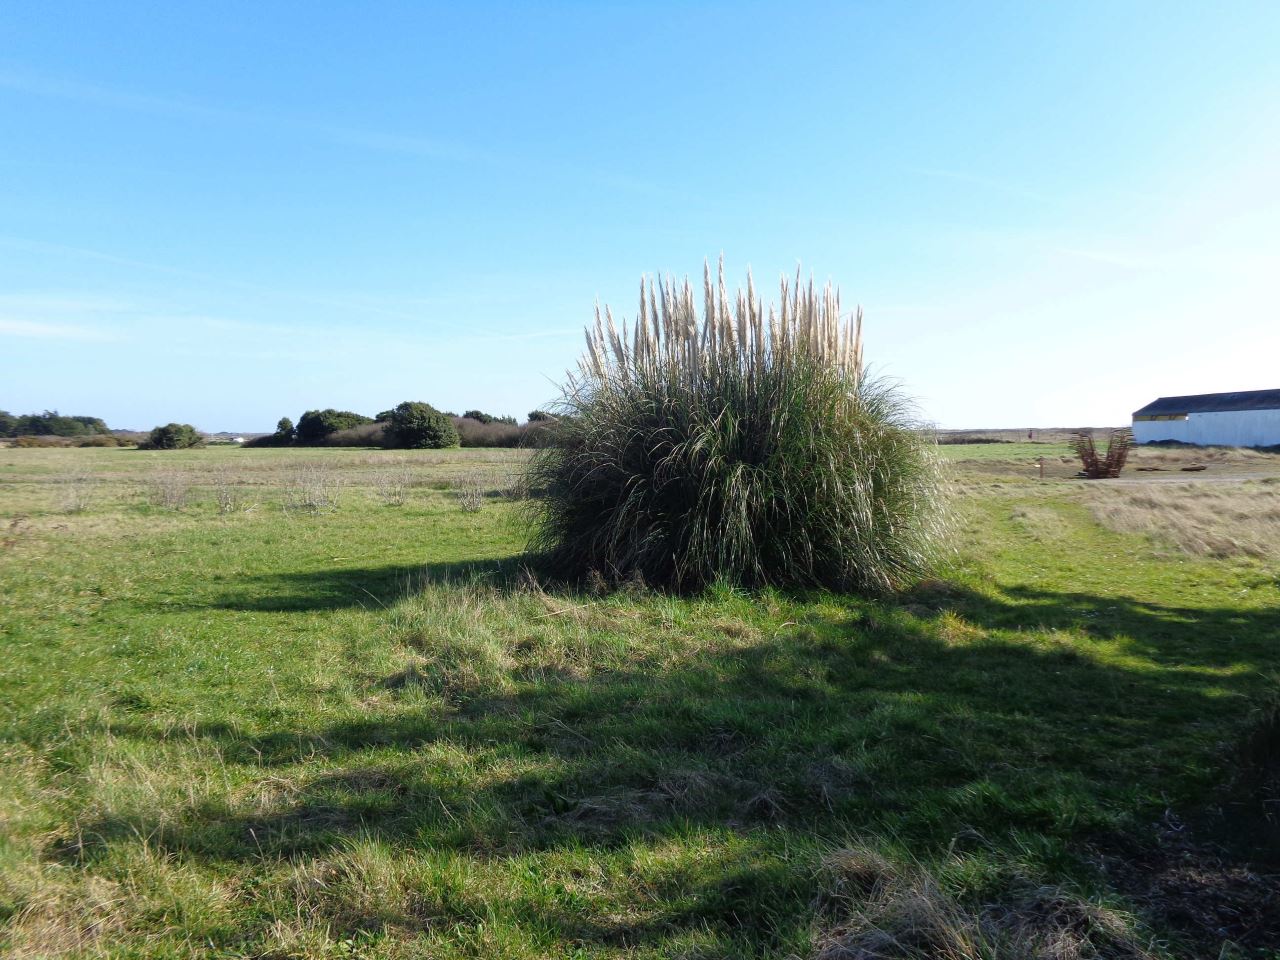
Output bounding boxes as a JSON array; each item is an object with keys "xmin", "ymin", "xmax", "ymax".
[
  {"xmin": 384, "ymin": 401, "xmax": 459, "ymax": 449},
  {"xmin": 144, "ymin": 423, "xmax": 203, "ymax": 450},
  {"xmin": 72, "ymin": 416, "xmax": 110, "ymax": 434},
  {"xmin": 463, "ymin": 410, "xmax": 517, "ymax": 426},
  {"xmin": 4, "ymin": 410, "xmax": 110, "ymax": 437},
  {"xmin": 527, "ymin": 410, "xmax": 553, "ymax": 423},
  {"xmin": 14, "ymin": 413, "xmax": 59, "ymax": 435},
  {"xmin": 275, "ymin": 417, "xmax": 296, "ymax": 442},
  {"xmin": 295, "ymin": 409, "xmax": 373, "ymax": 444}
]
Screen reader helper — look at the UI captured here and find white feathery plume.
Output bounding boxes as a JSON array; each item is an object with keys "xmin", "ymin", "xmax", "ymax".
[{"xmin": 572, "ymin": 261, "xmax": 864, "ymax": 396}]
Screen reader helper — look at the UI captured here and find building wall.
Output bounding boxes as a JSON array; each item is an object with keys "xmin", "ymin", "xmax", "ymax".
[{"xmin": 1132, "ymin": 409, "xmax": 1280, "ymax": 447}]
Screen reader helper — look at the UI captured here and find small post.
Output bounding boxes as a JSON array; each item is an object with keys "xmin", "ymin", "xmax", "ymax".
[{"xmin": 1038, "ymin": 457, "xmax": 1045, "ymax": 480}]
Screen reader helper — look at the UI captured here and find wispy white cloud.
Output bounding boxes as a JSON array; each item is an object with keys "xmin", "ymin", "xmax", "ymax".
[
  {"xmin": 0, "ymin": 235, "xmax": 441, "ymax": 324},
  {"xmin": 311, "ymin": 124, "xmax": 480, "ymax": 162},
  {"xmin": 913, "ymin": 167, "xmax": 1062, "ymax": 206},
  {"xmin": 0, "ymin": 65, "xmax": 672, "ymax": 195},
  {"xmin": 0, "ymin": 234, "xmax": 222, "ymax": 281},
  {"xmin": 0, "ymin": 293, "xmax": 137, "ymax": 313},
  {"xmin": 0, "ymin": 235, "xmax": 596, "ymax": 339},
  {"xmin": 1050, "ymin": 245, "xmax": 1160, "ymax": 270},
  {"xmin": 0, "ymin": 66, "xmax": 233, "ymax": 120},
  {"xmin": 0, "ymin": 287, "xmax": 581, "ymax": 359},
  {"xmin": 0, "ymin": 65, "xmax": 477, "ymax": 163},
  {"xmin": 465, "ymin": 327, "xmax": 581, "ymax": 343},
  {"xmin": 0, "ymin": 293, "xmax": 137, "ymax": 342},
  {"xmin": 0, "ymin": 318, "xmax": 120, "ymax": 341}
]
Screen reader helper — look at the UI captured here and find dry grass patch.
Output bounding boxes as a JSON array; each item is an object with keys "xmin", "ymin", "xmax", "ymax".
[
  {"xmin": 814, "ymin": 847, "xmax": 1153, "ymax": 960},
  {"xmin": 2, "ymin": 847, "xmax": 237, "ymax": 959},
  {"xmin": 1009, "ymin": 505, "xmax": 1073, "ymax": 543},
  {"xmin": 1088, "ymin": 482, "xmax": 1280, "ymax": 561}
]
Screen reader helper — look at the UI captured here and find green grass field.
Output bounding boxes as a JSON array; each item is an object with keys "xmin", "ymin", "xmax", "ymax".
[{"xmin": 1, "ymin": 445, "xmax": 1277, "ymax": 958}]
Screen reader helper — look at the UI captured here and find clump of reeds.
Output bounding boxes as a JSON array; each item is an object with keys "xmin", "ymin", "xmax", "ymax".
[{"xmin": 524, "ymin": 259, "xmax": 948, "ymax": 593}]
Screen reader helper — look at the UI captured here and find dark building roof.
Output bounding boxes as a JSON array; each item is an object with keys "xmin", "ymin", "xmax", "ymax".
[{"xmin": 1133, "ymin": 388, "xmax": 1280, "ymax": 418}]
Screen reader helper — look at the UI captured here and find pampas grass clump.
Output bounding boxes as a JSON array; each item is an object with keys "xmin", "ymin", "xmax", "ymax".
[{"xmin": 525, "ymin": 260, "xmax": 948, "ymax": 593}]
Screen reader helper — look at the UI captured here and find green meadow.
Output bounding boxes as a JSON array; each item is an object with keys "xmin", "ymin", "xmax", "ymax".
[{"xmin": 1, "ymin": 445, "xmax": 1277, "ymax": 958}]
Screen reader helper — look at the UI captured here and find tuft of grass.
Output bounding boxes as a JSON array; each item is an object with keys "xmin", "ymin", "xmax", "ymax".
[{"xmin": 526, "ymin": 260, "xmax": 949, "ymax": 592}]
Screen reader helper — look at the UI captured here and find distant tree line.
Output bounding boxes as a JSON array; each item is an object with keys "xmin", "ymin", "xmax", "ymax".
[
  {"xmin": 246, "ymin": 405, "xmax": 557, "ymax": 449},
  {"xmin": 1, "ymin": 404, "xmax": 558, "ymax": 450},
  {"xmin": 0, "ymin": 410, "xmax": 111, "ymax": 438}
]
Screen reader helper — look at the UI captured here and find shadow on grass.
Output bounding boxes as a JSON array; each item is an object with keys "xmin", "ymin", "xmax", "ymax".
[
  {"xmin": 58, "ymin": 579, "xmax": 1280, "ymax": 953},
  {"xmin": 208, "ymin": 557, "xmax": 529, "ymax": 612},
  {"xmin": 917, "ymin": 580, "xmax": 1280, "ymax": 671}
]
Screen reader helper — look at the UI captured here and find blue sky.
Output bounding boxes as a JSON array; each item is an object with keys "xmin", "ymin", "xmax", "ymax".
[{"xmin": 2, "ymin": 1, "xmax": 1278, "ymax": 431}]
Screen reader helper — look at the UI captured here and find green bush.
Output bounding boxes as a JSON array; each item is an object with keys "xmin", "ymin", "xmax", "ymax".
[
  {"xmin": 295, "ymin": 409, "xmax": 373, "ymax": 444},
  {"xmin": 384, "ymin": 401, "xmax": 459, "ymax": 449},
  {"xmin": 524, "ymin": 262, "xmax": 948, "ymax": 593},
  {"xmin": 142, "ymin": 423, "xmax": 203, "ymax": 450}
]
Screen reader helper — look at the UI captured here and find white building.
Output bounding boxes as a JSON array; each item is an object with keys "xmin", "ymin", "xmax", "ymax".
[{"xmin": 1131, "ymin": 389, "xmax": 1280, "ymax": 448}]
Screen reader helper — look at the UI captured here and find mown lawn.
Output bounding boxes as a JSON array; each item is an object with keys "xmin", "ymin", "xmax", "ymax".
[{"xmin": 1, "ymin": 446, "xmax": 1277, "ymax": 958}]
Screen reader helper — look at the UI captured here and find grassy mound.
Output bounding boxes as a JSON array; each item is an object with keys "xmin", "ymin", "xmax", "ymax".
[{"xmin": 526, "ymin": 260, "xmax": 948, "ymax": 592}]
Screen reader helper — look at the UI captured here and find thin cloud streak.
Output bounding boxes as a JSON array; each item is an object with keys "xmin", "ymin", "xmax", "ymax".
[
  {"xmin": 0, "ymin": 65, "xmax": 478, "ymax": 164},
  {"xmin": 913, "ymin": 167, "xmax": 1061, "ymax": 206},
  {"xmin": 0, "ymin": 235, "xmax": 434, "ymax": 324},
  {"xmin": 0, "ymin": 65, "xmax": 672, "ymax": 196},
  {"xmin": 0, "ymin": 318, "xmax": 121, "ymax": 341}
]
